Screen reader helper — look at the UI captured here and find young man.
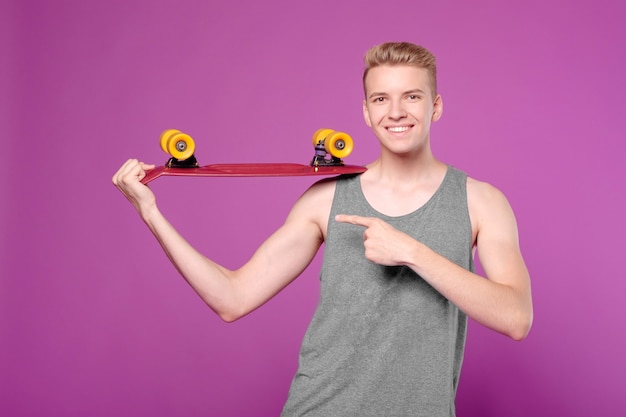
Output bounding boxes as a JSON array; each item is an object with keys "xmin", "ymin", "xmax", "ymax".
[{"xmin": 113, "ymin": 42, "xmax": 533, "ymax": 416}]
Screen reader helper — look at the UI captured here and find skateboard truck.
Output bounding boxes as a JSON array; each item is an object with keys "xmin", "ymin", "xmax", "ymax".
[
  {"xmin": 311, "ymin": 142, "xmax": 344, "ymax": 166},
  {"xmin": 166, "ymin": 154, "xmax": 198, "ymax": 168}
]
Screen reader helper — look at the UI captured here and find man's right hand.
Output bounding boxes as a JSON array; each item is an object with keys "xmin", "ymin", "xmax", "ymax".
[{"xmin": 112, "ymin": 159, "xmax": 157, "ymax": 216}]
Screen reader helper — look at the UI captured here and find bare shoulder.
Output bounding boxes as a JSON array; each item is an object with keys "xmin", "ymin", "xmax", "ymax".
[
  {"xmin": 287, "ymin": 176, "xmax": 340, "ymax": 238},
  {"xmin": 466, "ymin": 176, "xmax": 520, "ymax": 240},
  {"xmin": 294, "ymin": 176, "xmax": 338, "ymax": 209},
  {"xmin": 466, "ymin": 176, "xmax": 511, "ymax": 210}
]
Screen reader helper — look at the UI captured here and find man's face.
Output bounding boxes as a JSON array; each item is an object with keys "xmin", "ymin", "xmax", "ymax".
[{"xmin": 363, "ymin": 65, "xmax": 442, "ymax": 155}]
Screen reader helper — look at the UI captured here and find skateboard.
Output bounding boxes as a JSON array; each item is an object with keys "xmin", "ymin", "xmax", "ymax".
[{"xmin": 141, "ymin": 128, "xmax": 367, "ymax": 184}]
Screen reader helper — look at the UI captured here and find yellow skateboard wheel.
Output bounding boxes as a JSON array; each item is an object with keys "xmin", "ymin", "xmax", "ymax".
[
  {"xmin": 324, "ymin": 131, "xmax": 353, "ymax": 159},
  {"xmin": 161, "ymin": 130, "xmax": 195, "ymax": 161},
  {"xmin": 160, "ymin": 129, "xmax": 181, "ymax": 154},
  {"xmin": 312, "ymin": 128, "xmax": 335, "ymax": 147}
]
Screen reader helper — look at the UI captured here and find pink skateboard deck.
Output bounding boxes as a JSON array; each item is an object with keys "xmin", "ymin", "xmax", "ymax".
[{"xmin": 141, "ymin": 163, "xmax": 367, "ymax": 184}]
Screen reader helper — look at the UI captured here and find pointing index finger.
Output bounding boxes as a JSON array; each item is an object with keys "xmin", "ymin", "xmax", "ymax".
[{"xmin": 335, "ymin": 214, "xmax": 372, "ymax": 227}]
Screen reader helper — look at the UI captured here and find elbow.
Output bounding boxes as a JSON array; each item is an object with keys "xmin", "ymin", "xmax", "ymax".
[
  {"xmin": 202, "ymin": 300, "xmax": 236, "ymax": 322},
  {"xmin": 507, "ymin": 310, "xmax": 533, "ymax": 341},
  {"xmin": 215, "ymin": 304, "xmax": 249, "ymax": 323},
  {"xmin": 203, "ymin": 292, "xmax": 249, "ymax": 323},
  {"xmin": 216, "ymin": 308, "xmax": 245, "ymax": 323},
  {"xmin": 508, "ymin": 325, "xmax": 531, "ymax": 342},
  {"xmin": 219, "ymin": 313, "xmax": 241, "ymax": 323}
]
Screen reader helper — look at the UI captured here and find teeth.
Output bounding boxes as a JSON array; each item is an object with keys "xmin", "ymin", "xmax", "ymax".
[{"xmin": 388, "ymin": 126, "xmax": 409, "ymax": 133}]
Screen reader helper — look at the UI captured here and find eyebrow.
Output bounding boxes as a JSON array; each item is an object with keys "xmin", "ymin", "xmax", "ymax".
[{"xmin": 367, "ymin": 88, "xmax": 426, "ymax": 100}]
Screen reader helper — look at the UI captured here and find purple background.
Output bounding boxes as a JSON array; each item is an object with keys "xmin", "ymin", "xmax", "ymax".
[{"xmin": 2, "ymin": 0, "xmax": 625, "ymax": 415}]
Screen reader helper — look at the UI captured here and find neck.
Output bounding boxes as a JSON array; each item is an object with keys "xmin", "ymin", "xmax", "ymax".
[{"xmin": 367, "ymin": 146, "xmax": 445, "ymax": 184}]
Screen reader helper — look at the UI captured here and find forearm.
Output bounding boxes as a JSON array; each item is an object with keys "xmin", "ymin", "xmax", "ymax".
[
  {"xmin": 140, "ymin": 204, "xmax": 242, "ymax": 321},
  {"xmin": 113, "ymin": 160, "xmax": 262, "ymax": 321},
  {"xmin": 405, "ymin": 242, "xmax": 533, "ymax": 340}
]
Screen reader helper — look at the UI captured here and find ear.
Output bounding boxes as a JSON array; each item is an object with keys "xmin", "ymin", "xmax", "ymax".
[
  {"xmin": 431, "ymin": 94, "xmax": 443, "ymax": 122},
  {"xmin": 362, "ymin": 100, "xmax": 372, "ymax": 127}
]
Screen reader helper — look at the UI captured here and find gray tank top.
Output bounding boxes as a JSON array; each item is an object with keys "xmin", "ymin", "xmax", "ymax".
[{"xmin": 282, "ymin": 166, "xmax": 473, "ymax": 417}]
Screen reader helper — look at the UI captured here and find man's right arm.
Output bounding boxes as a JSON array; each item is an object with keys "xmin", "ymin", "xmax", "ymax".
[{"xmin": 112, "ymin": 159, "xmax": 327, "ymax": 322}]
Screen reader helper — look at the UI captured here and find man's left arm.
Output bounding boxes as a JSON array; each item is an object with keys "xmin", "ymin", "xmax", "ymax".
[
  {"xmin": 335, "ymin": 180, "xmax": 533, "ymax": 340},
  {"xmin": 456, "ymin": 178, "xmax": 533, "ymax": 340}
]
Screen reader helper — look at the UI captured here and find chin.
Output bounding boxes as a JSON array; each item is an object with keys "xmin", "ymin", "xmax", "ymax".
[
  {"xmin": 385, "ymin": 140, "xmax": 427, "ymax": 156},
  {"xmin": 384, "ymin": 138, "xmax": 416, "ymax": 151}
]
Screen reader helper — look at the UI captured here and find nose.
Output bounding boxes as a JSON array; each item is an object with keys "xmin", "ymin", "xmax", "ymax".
[{"xmin": 388, "ymin": 99, "xmax": 407, "ymax": 119}]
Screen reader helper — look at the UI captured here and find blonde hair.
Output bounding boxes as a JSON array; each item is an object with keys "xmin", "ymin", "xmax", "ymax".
[{"xmin": 363, "ymin": 42, "xmax": 438, "ymax": 98}]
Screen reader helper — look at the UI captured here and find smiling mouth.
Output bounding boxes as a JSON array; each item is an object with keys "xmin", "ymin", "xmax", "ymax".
[{"xmin": 386, "ymin": 126, "xmax": 411, "ymax": 133}]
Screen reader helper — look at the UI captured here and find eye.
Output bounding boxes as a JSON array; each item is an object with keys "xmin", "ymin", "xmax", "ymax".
[
  {"xmin": 407, "ymin": 94, "xmax": 421, "ymax": 101},
  {"xmin": 372, "ymin": 96, "xmax": 386, "ymax": 103}
]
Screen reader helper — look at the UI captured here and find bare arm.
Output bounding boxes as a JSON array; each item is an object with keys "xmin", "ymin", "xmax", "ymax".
[
  {"xmin": 335, "ymin": 179, "xmax": 533, "ymax": 340},
  {"xmin": 463, "ymin": 179, "xmax": 533, "ymax": 338},
  {"xmin": 112, "ymin": 159, "xmax": 326, "ymax": 322}
]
